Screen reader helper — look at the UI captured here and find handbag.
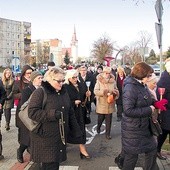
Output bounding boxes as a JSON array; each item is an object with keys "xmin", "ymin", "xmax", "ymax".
[
  {"xmin": 19, "ymin": 87, "xmax": 47, "ymax": 133},
  {"xmin": 107, "ymin": 94, "xmax": 115, "ymax": 104},
  {"xmin": 149, "ymin": 117, "xmax": 162, "ymax": 136}
]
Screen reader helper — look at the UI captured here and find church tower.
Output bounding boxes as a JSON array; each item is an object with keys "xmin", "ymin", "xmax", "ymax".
[{"xmin": 71, "ymin": 26, "xmax": 78, "ymax": 64}]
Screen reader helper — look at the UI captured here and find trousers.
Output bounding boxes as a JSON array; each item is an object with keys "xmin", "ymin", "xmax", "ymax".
[
  {"xmin": 122, "ymin": 149, "xmax": 159, "ymax": 170},
  {"xmin": 97, "ymin": 113, "xmax": 112, "ymax": 135}
]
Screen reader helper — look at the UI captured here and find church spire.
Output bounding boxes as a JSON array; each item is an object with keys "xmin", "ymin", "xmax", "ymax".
[{"xmin": 71, "ymin": 25, "xmax": 77, "ymax": 45}]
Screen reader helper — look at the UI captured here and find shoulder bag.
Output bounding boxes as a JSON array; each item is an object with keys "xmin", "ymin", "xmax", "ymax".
[{"xmin": 19, "ymin": 87, "xmax": 47, "ymax": 133}]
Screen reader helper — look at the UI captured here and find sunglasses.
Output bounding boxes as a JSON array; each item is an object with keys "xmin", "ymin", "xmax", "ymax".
[{"xmin": 53, "ymin": 79, "xmax": 65, "ymax": 84}]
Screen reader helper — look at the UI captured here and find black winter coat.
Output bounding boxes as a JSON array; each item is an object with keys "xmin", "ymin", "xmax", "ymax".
[
  {"xmin": 64, "ymin": 82, "xmax": 86, "ymax": 144},
  {"xmin": 122, "ymin": 76, "xmax": 157, "ymax": 154},
  {"xmin": 28, "ymin": 81, "xmax": 82, "ymax": 163},
  {"xmin": 19, "ymin": 84, "xmax": 36, "ymax": 146},
  {"xmin": 156, "ymin": 70, "xmax": 170, "ymax": 130}
]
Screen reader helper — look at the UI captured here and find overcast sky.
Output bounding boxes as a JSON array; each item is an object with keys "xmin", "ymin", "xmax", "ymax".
[{"xmin": 0, "ymin": 0, "xmax": 170, "ymax": 57}]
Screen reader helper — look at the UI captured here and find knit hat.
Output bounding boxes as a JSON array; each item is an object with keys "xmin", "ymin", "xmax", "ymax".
[{"xmin": 30, "ymin": 71, "xmax": 42, "ymax": 82}]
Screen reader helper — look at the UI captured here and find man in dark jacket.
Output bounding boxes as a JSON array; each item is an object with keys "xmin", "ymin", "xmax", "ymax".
[{"xmin": 0, "ymin": 79, "xmax": 7, "ymax": 160}]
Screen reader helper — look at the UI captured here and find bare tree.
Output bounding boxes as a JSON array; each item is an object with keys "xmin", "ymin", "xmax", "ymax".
[
  {"xmin": 135, "ymin": 31, "xmax": 152, "ymax": 61},
  {"xmin": 91, "ymin": 35, "xmax": 114, "ymax": 63}
]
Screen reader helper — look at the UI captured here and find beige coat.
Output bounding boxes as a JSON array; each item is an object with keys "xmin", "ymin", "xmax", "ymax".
[{"xmin": 94, "ymin": 73, "xmax": 119, "ymax": 114}]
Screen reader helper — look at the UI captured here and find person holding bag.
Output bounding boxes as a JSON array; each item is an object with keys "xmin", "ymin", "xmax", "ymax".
[
  {"xmin": 28, "ymin": 67, "xmax": 82, "ymax": 170},
  {"xmin": 16, "ymin": 71, "xmax": 43, "ymax": 163},
  {"xmin": 94, "ymin": 66, "xmax": 119, "ymax": 139}
]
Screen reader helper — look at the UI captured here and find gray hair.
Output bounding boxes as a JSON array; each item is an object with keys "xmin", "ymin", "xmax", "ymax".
[{"xmin": 64, "ymin": 69, "xmax": 78, "ymax": 84}]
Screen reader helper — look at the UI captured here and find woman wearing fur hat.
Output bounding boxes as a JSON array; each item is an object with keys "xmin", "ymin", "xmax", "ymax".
[
  {"xmin": 64, "ymin": 69, "xmax": 91, "ymax": 159},
  {"xmin": 94, "ymin": 66, "xmax": 119, "ymax": 139},
  {"xmin": 13, "ymin": 65, "xmax": 34, "ymax": 163}
]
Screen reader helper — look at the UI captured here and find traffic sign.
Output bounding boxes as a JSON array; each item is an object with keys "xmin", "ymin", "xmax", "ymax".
[{"xmin": 12, "ymin": 57, "xmax": 20, "ymax": 72}]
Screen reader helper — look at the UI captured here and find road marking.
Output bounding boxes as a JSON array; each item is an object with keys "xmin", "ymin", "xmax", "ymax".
[
  {"xmin": 109, "ymin": 167, "xmax": 143, "ymax": 170},
  {"xmin": 86, "ymin": 124, "xmax": 106, "ymax": 144}
]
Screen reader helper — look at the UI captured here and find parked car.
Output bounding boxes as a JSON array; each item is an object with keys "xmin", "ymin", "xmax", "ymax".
[{"xmin": 150, "ymin": 64, "xmax": 160, "ymax": 76}]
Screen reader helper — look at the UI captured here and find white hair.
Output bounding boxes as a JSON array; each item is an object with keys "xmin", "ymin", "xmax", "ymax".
[{"xmin": 64, "ymin": 69, "xmax": 78, "ymax": 84}]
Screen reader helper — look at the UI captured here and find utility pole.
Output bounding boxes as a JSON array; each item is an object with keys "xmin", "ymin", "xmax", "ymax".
[{"xmin": 155, "ymin": 0, "xmax": 163, "ymax": 74}]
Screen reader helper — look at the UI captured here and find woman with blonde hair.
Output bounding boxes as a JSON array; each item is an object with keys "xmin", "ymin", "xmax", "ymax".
[
  {"xmin": 94, "ymin": 66, "xmax": 119, "ymax": 139},
  {"xmin": 28, "ymin": 67, "xmax": 82, "ymax": 169},
  {"xmin": 2, "ymin": 68, "xmax": 15, "ymax": 130},
  {"xmin": 116, "ymin": 66, "xmax": 126, "ymax": 121},
  {"xmin": 64, "ymin": 69, "xmax": 91, "ymax": 159}
]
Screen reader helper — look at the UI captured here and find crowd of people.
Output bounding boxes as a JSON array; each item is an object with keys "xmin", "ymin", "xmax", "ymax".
[{"xmin": 0, "ymin": 60, "xmax": 169, "ymax": 170}]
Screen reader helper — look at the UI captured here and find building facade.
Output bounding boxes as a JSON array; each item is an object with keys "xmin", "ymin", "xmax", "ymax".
[{"xmin": 0, "ymin": 17, "xmax": 31, "ymax": 69}]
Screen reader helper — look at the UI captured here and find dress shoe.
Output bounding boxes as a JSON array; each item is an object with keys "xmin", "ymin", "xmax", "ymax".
[
  {"xmin": 157, "ymin": 152, "xmax": 167, "ymax": 160},
  {"xmin": 115, "ymin": 154, "xmax": 124, "ymax": 169},
  {"xmin": 80, "ymin": 152, "xmax": 91, "ymax": 159},
  {"xmin": 17, "ymin": 149, "xmax": 24, "ymax": 163},
  {"xmin": 0, "ymin": 155, "xmax": 4, "ymax": 160},
  {"xmin": 106, "ymin": 135, "xmax": 112, "ymax": 140}
]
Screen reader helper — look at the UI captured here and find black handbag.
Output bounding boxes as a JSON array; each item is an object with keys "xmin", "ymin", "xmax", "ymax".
[{"xmin": 149, "ymin": 117, "xmax": 162, "ymax": 136}]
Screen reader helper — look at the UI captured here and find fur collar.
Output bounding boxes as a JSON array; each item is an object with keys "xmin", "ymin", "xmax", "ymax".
[
  {"xmin": 97, "ymin": 73, "xmax": 115, "ymax": 84},
  {"xmin": 41, "ymin": 81, "xmax": 66, "ymax": 94}
]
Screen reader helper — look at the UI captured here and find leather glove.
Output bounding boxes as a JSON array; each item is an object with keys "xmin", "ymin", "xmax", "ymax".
[
  {"xmin": 55, "ymin": 111, "xmax": 62, "ymax": 119},
  {"xmin": 154, "ymin": 99, "xmax": 168, "ymax": 111}
]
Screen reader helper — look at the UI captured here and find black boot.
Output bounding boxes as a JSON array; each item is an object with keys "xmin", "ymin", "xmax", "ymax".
[
  {"xmin": 5, "ymin": 122, "xmax": 10, "ymax": 131},
  {"xmin": 17, "ymin": 148, "xmax": 24, "ymax": 163}
]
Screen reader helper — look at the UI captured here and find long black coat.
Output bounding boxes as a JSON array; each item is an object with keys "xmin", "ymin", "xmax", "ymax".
[
  {"xmin": 28, "ymin": 81, "xmax": 82, "ymax": 163},
  {"xmin": 19, "ymin": 84, "xmax": 36, "ymax": 146},
  {"xmin": 64, "ymin": 82, "xmax": 86, "ymax": 144},
  {"xmin": 13, "ymin": 79, "xmax": 30, "ymax": 127},
  {"xmin": 122, "ymin": 76, "xmax": 157, "ymax": 154},
  {"xmin": 156, "ymin": 70, "xmax": 170, "ymax": 130}
]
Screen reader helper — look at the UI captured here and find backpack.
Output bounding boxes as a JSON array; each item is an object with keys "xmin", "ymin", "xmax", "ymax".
[{"xmin": 18, "ymin": 87, "xmax": 47, "ymax": 133}]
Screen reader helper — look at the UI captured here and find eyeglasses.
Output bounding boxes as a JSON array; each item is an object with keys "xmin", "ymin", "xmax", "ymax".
[
  {"xmin": 53, "ymin": 79, "xmax": 65, "ymax": 84},
  {"xmin": 72, "ymin": 76, "xmax": 78, "ymax": 79}
]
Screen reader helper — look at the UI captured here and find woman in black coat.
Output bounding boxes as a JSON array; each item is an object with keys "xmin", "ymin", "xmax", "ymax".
[
  {"xmin": 121, "ymin": 62, "xmax": 159, "ymax": 170},
  {"xmin": 1, "ymin": 68, "xmax": 15, "ymax": 131},
  {"xmin": 17, "ymin": 71, "xmax": 43, "ymax": 163},
  {"xmin": 13, "ymin": 65, "xmax": 34, "ymax": 163},
  {"xmin": 28, "ymin": 67, "xmax": 82, "ymax": 170},
  {"xmin": 64, "ymin": 69, "xmax": 90, "ymax": 159}
]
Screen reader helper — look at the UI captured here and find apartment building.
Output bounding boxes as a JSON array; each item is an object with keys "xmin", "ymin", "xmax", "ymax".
[
  {"xmin": 0, "ymin": 17, "xmax": 31, "ymax": 68},
  {"xmin": 31, "ymin": 39, "xmax": 63, "ymax": 66}
]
